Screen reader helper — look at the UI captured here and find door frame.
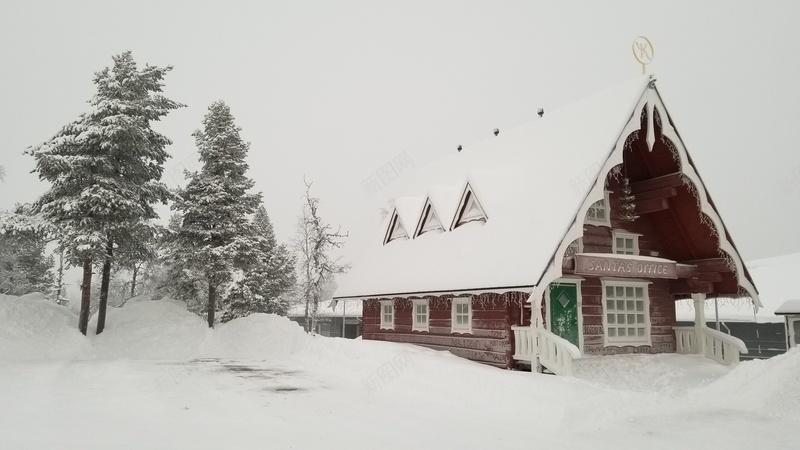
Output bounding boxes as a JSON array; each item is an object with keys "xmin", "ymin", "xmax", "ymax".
[
  {"xmin": 787, "ymin": 316, "xmax": 799, "ymax": 349},
  {"xmin": 546, "ymin": 276, "xmax": 584, "ymax": 352}
]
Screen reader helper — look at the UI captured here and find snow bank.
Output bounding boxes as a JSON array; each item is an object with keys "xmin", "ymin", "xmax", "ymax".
[
  {"xmin": 0, "ymin": 293, "xmax": 90, "ymax": 360},
  {"xmin": 701, "ymin": 348, "xmax": 800, "ymax": 418},
  {"xmin": 198, "ymin": 313, "xmax": 311, "ymax": 360},
  {"xmin": 90, "ymin": 298, "xmax": 208, "ymax": 360}
]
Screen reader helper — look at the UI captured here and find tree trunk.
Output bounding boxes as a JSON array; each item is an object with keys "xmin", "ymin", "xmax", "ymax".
[
  {"xmin": 130, "ymin": 264, "xmax": 138, "ymax": 298},
  {"xmin": 79, "ymin": 258, "xmax": 92, "ymax": 335},
  {"xmin": 207, "ymin": 282, "xmax": 216, "ymax": 328},
  {"xmin": 96, "ymin": 236, "xmax": 113, "ymax": 335},
  {"xmin": 303, "ymin": 290, "xmax": 310, "ymax": 333},
  {"xmin": 56, "ymin": 247, "xmax": 65, "ymax": 303}
]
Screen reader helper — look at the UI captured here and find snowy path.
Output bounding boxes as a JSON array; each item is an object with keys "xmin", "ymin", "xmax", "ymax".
[{"xmin": 1, "ymin": 351, "xmax": 798, "ymax": 450}]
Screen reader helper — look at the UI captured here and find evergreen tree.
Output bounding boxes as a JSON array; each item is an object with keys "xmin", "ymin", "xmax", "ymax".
[
  {"xmin": 0, "ymin": 205, "xmax": 54, "ymax": 296},
  {"xmin": 220, "ymin": 205, "xmax": 296, "ymax": 321},
  {"xmin": 27, "ymin": 51, "xmax": 183, "ymax": 335},
  {"xmin": 169, "ymin": 101, "xmax": 261, "ymax": 328},
  {"xmin": 114, "ymin": 222, "xmax": 163, "ymax": 299}
]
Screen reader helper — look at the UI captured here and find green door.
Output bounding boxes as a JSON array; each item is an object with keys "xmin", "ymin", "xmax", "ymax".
[{"xmin": 549, "ymin": 283, "xmax": 579, "ymax": 347}]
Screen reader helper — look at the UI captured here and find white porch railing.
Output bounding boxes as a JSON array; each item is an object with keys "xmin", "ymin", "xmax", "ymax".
[
  {"xmin": 511, "ymin": 325, "xmax": 535, "ymax": 362},
  {"xmin": 674, "ymin": 325, "xmax": 748, "ymax": 365},
  {"xmin": 537, "ymin": 327, "xmax": 582, "ymax": 376}
]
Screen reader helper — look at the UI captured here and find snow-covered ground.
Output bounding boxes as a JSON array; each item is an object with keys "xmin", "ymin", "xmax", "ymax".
[{"xmin": 1, "ymin": 294, "xmax": 798, "ymax": 449}]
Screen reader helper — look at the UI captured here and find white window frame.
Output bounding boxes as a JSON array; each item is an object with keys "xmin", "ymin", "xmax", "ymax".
[
  {"xmin": 412, "ymin": 299, "xmax": 429, "ymax": 332},
  {"xmin": 384, "ymin": 209, "xmax": 409, "ymax": 245},
  {"xmin": 451, "ymin": 184, "xmax": 488, "ymax": 230},
  {"xmin": 612, "ymin": 231, "xmax": 640, "ymax": 255},
  {"xmin": 379, "ymin": 300, "xmax": 394, "ymax": 330},
  {"xmin": 451, "ymin": 297, "xmax": 472, "ymax": 334},
  {"xmin": 585, "ymin": 191, "xmax": 611, "ymax": 227},
  {"xmin": 601, "ymin": 279, "xmax": 651, "ymax": 346}
]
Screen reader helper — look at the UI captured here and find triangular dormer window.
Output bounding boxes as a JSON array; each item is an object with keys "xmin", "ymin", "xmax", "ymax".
[
  {"xmin": 414, "ymin": 199, "xmax": 445, "ymax": 237},
  {"xmin": 383, "ymin": 209, "xmax": 409, "ymax": 244},
  {"xmin": 451, "ymin": 184, "xmax": 487, "ymax": 230}
]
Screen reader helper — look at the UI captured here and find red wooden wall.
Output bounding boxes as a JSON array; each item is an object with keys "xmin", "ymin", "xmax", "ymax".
[{"xmin": 362, "ymin": 291, "xmax": 530, "ymax": 368}]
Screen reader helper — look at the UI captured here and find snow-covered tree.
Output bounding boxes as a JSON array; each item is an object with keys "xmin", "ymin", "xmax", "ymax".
[
  {"xmin": 115, "ymin": 222, "xmax": 166, "ymax": 297},
  {"xmin": 220, "ymin": 205, "xmax": 296, "ymax": 322},
  {"xmin": 27, "ymin": 51, "xmax": 183, "ymax": 335},
  {"xmin": 169, "ymin": 101, "xmax": 261, "ymax": 328},
  {"xmin": 0, "ymin": 205, "xmax": 54, "ymax": 296},
  {"xmin": 295, "ymin": 180, "xmax": 348, "ymax": 333}
]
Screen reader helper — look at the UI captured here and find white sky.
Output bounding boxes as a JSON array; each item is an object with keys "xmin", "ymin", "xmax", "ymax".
[{"xmin": 2, "ymin": 0, "xmax": 800, "ymax": 274}]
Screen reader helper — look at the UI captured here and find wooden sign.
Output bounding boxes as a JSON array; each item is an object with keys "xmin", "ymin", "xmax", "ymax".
[{"xmin": 575, "ymin": 254, "xmax": 677, "ymax": 279}]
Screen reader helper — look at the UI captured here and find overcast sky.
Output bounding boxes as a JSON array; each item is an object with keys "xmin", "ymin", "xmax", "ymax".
[{"xmin": 2, "ymin": 1, "xmax": 800, "ymax": 281}]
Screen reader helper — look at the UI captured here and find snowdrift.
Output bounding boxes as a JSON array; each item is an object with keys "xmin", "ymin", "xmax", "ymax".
[
  {"xmin": 0, "ymin": 293, "xmax": 90, "ymax": 361},
  {"xmin": 0, "ymin": 294, "xmax": 313, "ymax": 361},
  {"xmin": 91, "ymin": 298, "xmax": 208, "ymax": 359}
]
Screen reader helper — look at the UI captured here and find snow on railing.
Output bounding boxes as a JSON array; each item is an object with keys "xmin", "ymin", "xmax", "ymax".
[
  {"xmin": 537, "ymin": 327, "xmax": 581, "ymax": 376},
  {"xmin": 511, "ymin": 325, "xmax": 535, "ymax": 362},
  {"xmin": 674, "ymin": 325, "xmax": 748, "ymax": 365}
]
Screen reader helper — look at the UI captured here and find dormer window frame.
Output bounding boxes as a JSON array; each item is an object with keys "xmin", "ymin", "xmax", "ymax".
[
  {"xmin": 383, "ymin": 208, "xmax": 409, "ymax": 245},
  {"xmin": 450, "ymin": 183, "xmax": 488, "ymax": 230},
  {"xmin": 414, "ymin": 198, "xmax": 445, "ymax": 238},
  {"xmin": 585, "ymin": 191, "xmax": 611, "ymax": 227}
]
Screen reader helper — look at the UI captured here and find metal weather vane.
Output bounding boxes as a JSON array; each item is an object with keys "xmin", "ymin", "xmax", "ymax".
[{"xmin": 632, "ymin": 36, "xmax": 654, "ymax": 75}]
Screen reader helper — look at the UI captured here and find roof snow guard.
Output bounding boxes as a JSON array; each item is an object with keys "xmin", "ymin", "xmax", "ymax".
[{"xmin": 335, "ymin": 75, "xmax": 759, "ymax": 306}]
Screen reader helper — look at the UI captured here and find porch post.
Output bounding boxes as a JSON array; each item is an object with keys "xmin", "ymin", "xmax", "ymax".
[{"xmin": 692, "ymin": 293, "xmax": 706, "ymax": 355}]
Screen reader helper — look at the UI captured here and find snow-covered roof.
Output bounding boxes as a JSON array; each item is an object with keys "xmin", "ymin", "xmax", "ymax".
[
  {"xmin": 335, "ymin": 76, "xmax": 652, "ymax": 299},
  {"xmin": 776, "ymin": 299, "xmax": 800, "ymax": 315},
  {"xmin": 286, "ymin": 299, "xmax": 363, "ymax": 318},
  {"xmin": 334, "ymin": 75, "xmax": 757, "ymax": 303}
]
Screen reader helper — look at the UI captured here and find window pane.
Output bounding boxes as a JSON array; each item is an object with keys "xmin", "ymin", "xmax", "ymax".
[
  {"xmin": 626, "ymin": 300, "xmax": 634, "ymax": 310},
  {"xmin": 619, "ymin": 328, "xmax": 627, "ymax": 336},
  {"xmin": 616, "ymin": 287, "xmax": 624, "ymax": 297},
  {"xmin": 617, "ymin": 314, "xmax": 626, "ymax": 324},
  {"xmin": 626, "ymin": 287, "xmax": 634, "ymax": 297},
  {"xmin": 627, "ymin": 314, "xmax": 635, "ymax": 324},
  {"xmin": 606, "ymin": 300, "xmax": 614, "ymax": 309},
  {"xmin": 607, "ymin": 314, "xmax": 615, "ymax": 324},
  {"xmin": 638, "ymin": 328, "xmax": 645, "ymax": 337},
  {"xmin": 628, "ymin": 327, "xmax": 636, "ymax": 335},
  {"xmin": 637, "ymin": 314, "xmax": 644, "ymax": 324},
  {"xmin": 625, "ymin": 239, "xmax": 633, "ymax": 249},
  {"xmin": 635, "ymin": 287, "xmax": 643, "ymax": 297},
  {"xmin": 609, "ymin": 328, "xmax": 617, "ymax": 337},
  {"xmin": 616, "ymin": 300, "xmax": 625, "ymax": 310},
  {"xmin": 606, "ymin": 286, "xmax": 614, "ymax": 297},
  {"xmin": 616, "ymin": 237, "xmax": 624, "ymax": 248},
  {"xmin": 636, "ymin": 301, "xmax": 644, "ymax": 311}
]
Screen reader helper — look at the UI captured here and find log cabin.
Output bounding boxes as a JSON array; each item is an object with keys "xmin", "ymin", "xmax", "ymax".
[{"xmin": 333, "ymin": 75, "xmax": 761, "ymax": 375}]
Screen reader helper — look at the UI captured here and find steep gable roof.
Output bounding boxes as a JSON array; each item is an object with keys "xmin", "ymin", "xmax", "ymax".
[{"xmin": 335, "ymin": 75, "xmax": 758, "ymax": 305}]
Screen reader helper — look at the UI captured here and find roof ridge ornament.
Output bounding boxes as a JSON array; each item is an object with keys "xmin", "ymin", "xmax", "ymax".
[{"xmin": 632, "ymin": 36, "xmax": 654, "ymax": 75}]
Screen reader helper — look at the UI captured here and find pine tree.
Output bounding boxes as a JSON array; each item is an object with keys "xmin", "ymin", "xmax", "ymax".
[
  {"xmin": 295, "ymin": 180, "xmax": 348, "ymax": 333},
  {"xmin": 27, "ymin": 52, "xmax": 183, "ymax": 335},
  {"xmin": 221, "ymin": 205, "xmax": 296, "ymax": 321},
  {"xmin": 0, "ymin": 205, "xmax": 54, "ymax": 296},
  {"xmin": 169, "ymin": 101, "xmax": 261, "ymax": 328}
]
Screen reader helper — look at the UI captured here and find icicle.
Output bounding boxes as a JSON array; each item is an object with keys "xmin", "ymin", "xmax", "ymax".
[{"xmin": 646, "ymin": 101, "xmax": 656, "ymax": 152}]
